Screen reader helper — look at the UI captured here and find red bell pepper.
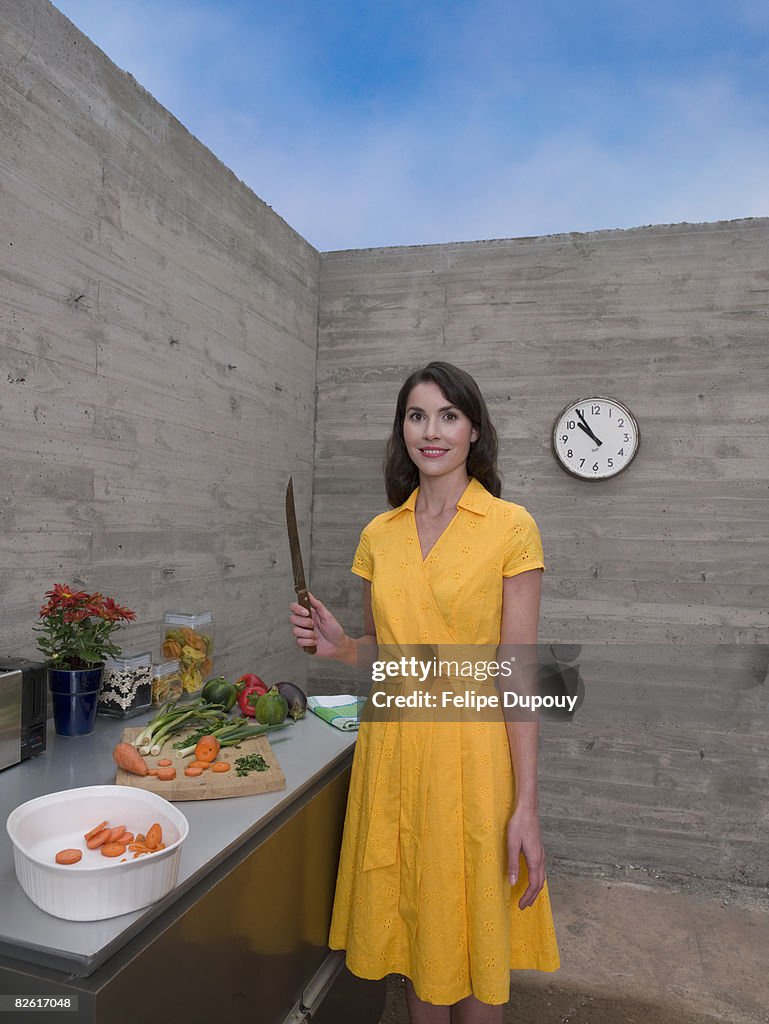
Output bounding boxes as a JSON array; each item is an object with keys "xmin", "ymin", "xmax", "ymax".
[{"xmin": 236, "ymin": 674, "xmax": 269, "ymax": 717}]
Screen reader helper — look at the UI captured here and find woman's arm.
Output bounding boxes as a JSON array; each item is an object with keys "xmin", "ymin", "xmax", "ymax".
[
  {"xmin": 289, "ymin": 581, "xmax": 378, "ymax": 669},
  {"xmin": 498, "ymin": 568, "xmax": 547, "ymax": 909}
]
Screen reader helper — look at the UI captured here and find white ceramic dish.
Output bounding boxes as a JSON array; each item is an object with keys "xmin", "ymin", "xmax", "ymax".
[{"xmin": 6, "ymin": 785, "xmax": 189, "ymax": 921}]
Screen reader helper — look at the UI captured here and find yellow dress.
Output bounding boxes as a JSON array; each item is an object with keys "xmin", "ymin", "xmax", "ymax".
[{"xmin": 328, "ymin": 477, "xmax": 560, "ymax": 1005}]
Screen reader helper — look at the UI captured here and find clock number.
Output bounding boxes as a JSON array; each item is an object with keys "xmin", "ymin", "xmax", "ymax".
[
  {"xmin": 617, "ymin": 417, "xmax": 624, "ymax": 427},
  {"xmin": 561, "ymin": 435, "xmax": 569, "ymax": 443},
  {"xmin": 591, "ymin": 404, "xmax": 600, "ymax": 415},
  {"xmin": 567, "ymin": 449, "xmax": 573, "ymax": 459},
  {"xmin": 618, "ymin": 448, "xmax": 624, "ymax": 456},
  {"xmin": 592, "ymin": 462, "xmax": 599, "ymax": 472},
  {"xmin": 623, "ymin": 433, "xmax": 629, "ymax": 442},
  {"xmin": 607, "ymin": 458, "xmax": 613, "ymax": 468},
  {"xmin": 579, "ymin": 459, "xmax": 585, "ymax": 467},
  {"xmin": 566, "ymin": 420, "xmax": 576, "ymax": 429}
]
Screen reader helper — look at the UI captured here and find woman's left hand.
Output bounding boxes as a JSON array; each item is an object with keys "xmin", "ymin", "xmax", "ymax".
[{"xmin": 506, "ymin": 807, "xmax": 546, "ymax": 910}]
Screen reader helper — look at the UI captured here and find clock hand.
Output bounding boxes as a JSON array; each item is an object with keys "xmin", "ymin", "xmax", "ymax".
[{"xmin": 577, "ymin": 421, "xmax": 603, "ymax": 446}]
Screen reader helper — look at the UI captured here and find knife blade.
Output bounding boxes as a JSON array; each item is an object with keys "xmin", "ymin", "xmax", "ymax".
[{"xmin": 285, "ymin": 476, "xmax": 316, "ymax": 655}]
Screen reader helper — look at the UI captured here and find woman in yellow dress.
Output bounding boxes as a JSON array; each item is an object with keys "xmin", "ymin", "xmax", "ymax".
[{"xmin": 290, "ymin": 361, "xmax": 560, "ymax": 1022}]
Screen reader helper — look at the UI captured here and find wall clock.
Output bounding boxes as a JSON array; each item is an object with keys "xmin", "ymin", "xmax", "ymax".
[{"xmin": 552, "ymin": 396, "xmax": 640, "ymax": 480}]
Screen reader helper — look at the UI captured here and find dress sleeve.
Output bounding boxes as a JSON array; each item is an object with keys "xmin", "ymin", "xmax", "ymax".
[
  {"xmin": 502, "ymin": 506, "xmax": 546, "ymax": 577},
  {"xmin": 351, "ymin": 527, "xmax": 374, "ymax": 581}
]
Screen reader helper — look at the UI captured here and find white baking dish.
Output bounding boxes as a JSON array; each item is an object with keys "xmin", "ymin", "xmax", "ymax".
[{"xmin": 6, "ymin": 785, "xmax": 189, "ymax": 921}]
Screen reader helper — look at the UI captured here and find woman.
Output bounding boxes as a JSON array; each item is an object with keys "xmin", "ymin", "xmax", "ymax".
[{"xmin": 290, "ymin": 361, "xmax": 560, "ymax": 1023}]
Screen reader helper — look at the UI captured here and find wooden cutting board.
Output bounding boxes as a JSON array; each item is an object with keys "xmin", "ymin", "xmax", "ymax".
[{"xmin": 115, "ymin": 727, "xmax": 286, "ymax": 801}]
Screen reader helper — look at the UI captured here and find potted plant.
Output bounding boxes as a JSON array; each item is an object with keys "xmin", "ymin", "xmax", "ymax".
[{"xmin": 35, "ymin": 583, "xmax": 136, "ymax": 736}]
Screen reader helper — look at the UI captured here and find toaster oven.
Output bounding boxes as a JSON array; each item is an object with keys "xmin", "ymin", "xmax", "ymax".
[{"xmin": 0, "ymin": 658, "xmax": 47, "ymax": 771}]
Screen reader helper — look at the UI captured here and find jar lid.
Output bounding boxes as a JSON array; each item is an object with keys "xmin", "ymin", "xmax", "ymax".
[
  {"xmin": 104, "ymin": 652, "xmax": 152, "ymax": 668},
  {"xmin": 153, "ymin": 660, "xmax": 180, "ymax": 674},
  {"xmin": 163, "ymin": 611, "xmax": 213, "ymax": 626}
]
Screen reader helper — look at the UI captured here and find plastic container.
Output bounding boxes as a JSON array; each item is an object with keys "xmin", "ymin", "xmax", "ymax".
[
  {"xmin": 151, "ymin": 659, "xmax": 182, "ymax": 706},
  {"xmin": 162, "ymin": 612, "xmax": 214, "ymax": 700},
  {"xmin": 97, "ymin": 652, "xmax": 152, "ymax": 718},
  {"xmin": 6, "ymin": 785, "xmax": 188, "ymax": 921}
]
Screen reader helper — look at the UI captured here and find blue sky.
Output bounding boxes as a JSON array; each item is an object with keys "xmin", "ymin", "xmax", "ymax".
[{"xmin": 54, "ymin": 0, "xmax": 769, "ymax": 251}]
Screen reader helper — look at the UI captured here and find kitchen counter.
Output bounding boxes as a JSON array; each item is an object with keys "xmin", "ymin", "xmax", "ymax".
[{"xmin": 0, "ymin": 709, "xmax": 356, "ymax": 975}]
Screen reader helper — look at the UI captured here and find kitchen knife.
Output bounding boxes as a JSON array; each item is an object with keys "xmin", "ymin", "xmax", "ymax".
[{"xmin": 285, "ymin": 476, "xmax": 316, "ymax": 655}]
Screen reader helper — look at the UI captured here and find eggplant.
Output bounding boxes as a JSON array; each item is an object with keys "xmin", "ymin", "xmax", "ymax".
[{"xmin": 275, "ymin": 681, "xmax": 307, "ymax": 720}]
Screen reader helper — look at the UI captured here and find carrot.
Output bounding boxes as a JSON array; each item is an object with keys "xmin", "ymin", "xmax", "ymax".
[
  {"xmin": 84, "ymin": 820, "xmax": 108, "ymax": 841},
  {"xmin": 189, "ymin": 760, "xmax": 211, "ymax": 770},
  {"xmin": 157, "ymin": 758, "xmax": 173, "ymax": 767},
  {"xmin": 135, "ymin": 833, "xmax": 145, "ymax": 843},
  {"xmin": 211, "ymin": 761, "xmax": 231, "ymax": 773},
  {"xmin": 107, "ymin": 825, "xmax": 126, "ymax": 843},
  {"xmin": 101, "ymin": 843, "xmax": 127, "ymax": 858},
  {"xmin": 86, "ymin": 828, "xmax": 111, "ymax": 850},
  {"xmin": 147, "ymin": 768, "xmax": 159, "ymax": 776},
  {"xmin": 156, "ymin": 767, "xmax": 176, "ymax": 781},
  {"xmin": 145, "ymin": 823, "xmax": 163, "ymax": 849},
  {"xmin": 193, "ymin": 735, "xmax": 220, "ymax": 763},
  {"xmin": 55, "ymin": 849, "xmax": 82, "ymax": 865},
  {"xmin": 184, "ymin": 766, "xmax": 203, "ymax": 777},
  {"xmin": 112, "ymin": 742, "xmax": 148, "ymax": 776},
  {"xmin": 121, "ymin": 832, "xmax": 135, "ymax": 844}
]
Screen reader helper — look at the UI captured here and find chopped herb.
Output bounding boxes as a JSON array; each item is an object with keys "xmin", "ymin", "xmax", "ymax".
[{"xmin": 234, "ymin": 752, "xmax": 269, "ymax": 777}]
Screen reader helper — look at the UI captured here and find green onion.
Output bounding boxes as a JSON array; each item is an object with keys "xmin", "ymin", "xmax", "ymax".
[
  {"xmin": 133, "ymin": 699, "xmax": 227, "ymax": 756},
  {"xmin": 174, "ymin": 718, "xmax": 292, "ymax": 759},
  {"xmin": 233, "ymin": 752, "xmax": 269, "ymax": 777}
]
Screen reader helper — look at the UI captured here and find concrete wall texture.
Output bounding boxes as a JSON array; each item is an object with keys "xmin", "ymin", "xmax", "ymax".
[
  {"xmin": 1, "ymin": 1, "xmax": 768, "ymax": 886},
  {"xmin": 0, "ymin": 0, "xmax": 319, "ymax": 685},
  {"xmin": 314, "ymin": 230, "xmax": 769, "ymax": 887}
]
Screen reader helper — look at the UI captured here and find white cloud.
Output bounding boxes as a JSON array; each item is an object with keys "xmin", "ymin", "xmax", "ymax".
[{"xmin": 52, "ymin": 1, "xmax": 769, "ymax": 250}]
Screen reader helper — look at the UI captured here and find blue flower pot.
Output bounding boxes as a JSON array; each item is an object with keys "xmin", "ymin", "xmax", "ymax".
[{"xmin": 48, "ymin": 666, "xmax": 105, "ymax": 737}]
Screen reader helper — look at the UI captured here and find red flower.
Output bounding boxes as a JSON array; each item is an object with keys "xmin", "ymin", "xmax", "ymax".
[
  {"xmin": 101, "ymin": 597, "xmax": 136, "ymax": 622},
  {"xmin": 43, "ymin": 584, "xmax": 89, "ymax": 610},
  {"xmin": 63, "ymin": 608, "xmax": 89, "ymax": 624}
]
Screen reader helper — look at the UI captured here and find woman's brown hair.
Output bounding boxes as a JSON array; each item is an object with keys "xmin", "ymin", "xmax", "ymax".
[{"xmin": 384, "ymin": 361, "xmax": 501, "ymax": 507}]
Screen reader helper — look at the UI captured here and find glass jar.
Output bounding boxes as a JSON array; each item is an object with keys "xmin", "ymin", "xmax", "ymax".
[
  {"xmin": 162, "ymin": 611, "xmax": 214, "ymax": 700},
  {"xmin": 98, "ymin": 652, "xmax": 153, "ymax": 718},
  {"xmin": 151, "ymin": 659, "xmax": 182, "ymax": 706}
]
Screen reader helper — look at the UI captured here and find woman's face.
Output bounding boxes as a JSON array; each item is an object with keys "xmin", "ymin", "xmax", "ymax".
[{"xmin": 402, "ymin": 381, "xmax": 479, "ymax": 481}]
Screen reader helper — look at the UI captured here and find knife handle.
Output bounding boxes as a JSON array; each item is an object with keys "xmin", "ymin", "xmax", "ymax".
[{"xmin": 295, "ymin": 588, "xmax": 317, "ymax": 655}]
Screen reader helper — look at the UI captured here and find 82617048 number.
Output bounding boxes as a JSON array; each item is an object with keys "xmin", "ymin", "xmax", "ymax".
[{"xmin": 0, "ymin": 996, "xmax": 77, "ymax": 1011}]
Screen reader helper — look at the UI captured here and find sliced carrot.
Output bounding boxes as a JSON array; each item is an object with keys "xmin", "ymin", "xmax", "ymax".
[
  {"xmin": 135, "ymin": 833, "xmax": 145, "ymax": 843},
  {"xmin": 55, "ymin": 849, "xmax": 82, "ymax": 865},
  {"xmin": 211, "ymin": 761, "xmax": 231, "ymax": 773},
  {"xmin": 121, "ymin": 834, "xmax": 135, "ymax": 844},
  {"xmin": 145, "ymin": 823, "xmax": 163, "ymax": 849},
  {"xmin": 86, "ymin": 828, "xmax": 111, "ymax": 850},
  {"xmin": 107, "ymin": 825, "xmax": 126, "ymax": 843},
  {"xmin": 157, "ymin": 758, "xmax": 173, "ymax": 767},
  {"xmin": 189, "ymin": 760, "xmax": 210, "ymax": 770},
  {"xmin": 184, "ymin": 766, "xmax": 203, "ymax": 777},
  {"xmin": 101, "ymin": 843, "xmax": 127, "ymax": 858},
  {"xmin": 147, "ymin": 768, "xmax": 159, "ymax": 776},
  {"xmin": 84, "ymin": 820, "xmax": 108, "ymax": 841}
]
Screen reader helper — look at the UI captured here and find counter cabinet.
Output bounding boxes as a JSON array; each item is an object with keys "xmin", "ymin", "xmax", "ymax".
[{"xmin": 0, "ymin": 712, "xmax": 385, "ymax": 1024}]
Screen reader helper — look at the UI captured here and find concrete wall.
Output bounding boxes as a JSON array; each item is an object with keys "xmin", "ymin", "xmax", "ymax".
[
  {"xmin": 313, "ymin": 222, "xmax": 769, "ymax": 885},
  {"xmin": 0, "ymin": 1, "xmax": 319, "ymax": 684}
]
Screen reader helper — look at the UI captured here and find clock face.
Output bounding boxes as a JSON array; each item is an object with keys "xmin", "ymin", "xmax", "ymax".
[{"xmin": 552, "ymin": 396, "xmax": 639, "ymax": 480}]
